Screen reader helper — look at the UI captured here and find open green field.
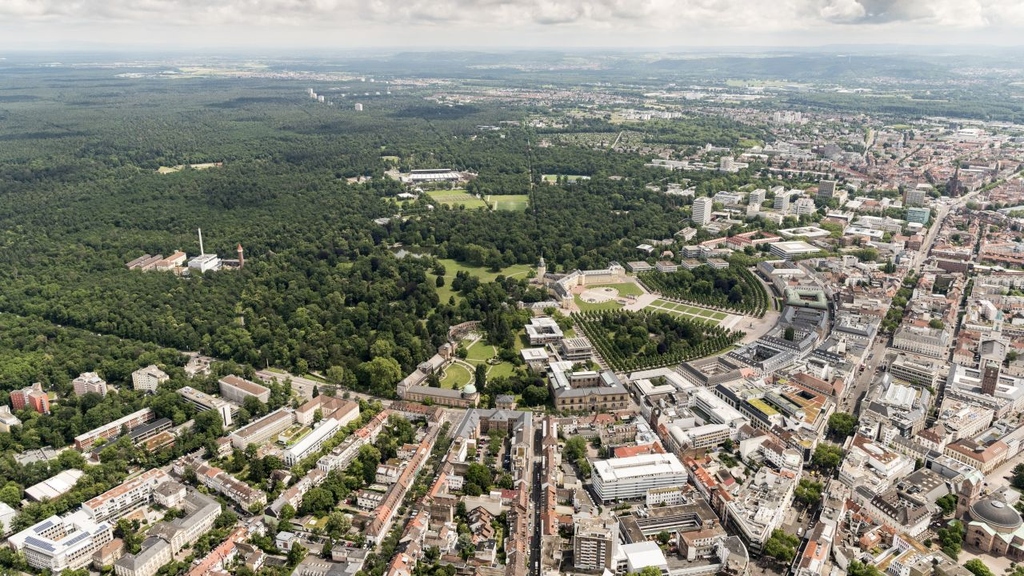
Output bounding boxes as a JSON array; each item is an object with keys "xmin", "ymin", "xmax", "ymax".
[
  {"xmin": 441, "ymin": 363, "xmax": 473, "ymax": 389},
  {"xmin": 486, "ymin": 195, "xmax": 529, "ymax": 211},
  {"xmin": 426, "ymin": 189, "xmax": 489, "ymax": 209},
  {"xmin": 588, "ymin": 282, "xmax": 644, "ymax": 297},
  {"xmin": 431, "ymin": 258, "xmax": 533, "ymax": 303},
  {"xmin": 542, "ymin": 174, "xmax": 590, "ymax": 183},
  {"xmin": 467, "ymin": 340, "xmax": 497, "ymax": 362},
  {"xmin": 645, "ymin": 298, "xmax": 727, "ymax": 324}
]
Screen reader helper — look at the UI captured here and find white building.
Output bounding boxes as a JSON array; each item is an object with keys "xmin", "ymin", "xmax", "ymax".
[
  {"xmin": 187, "ymin": 254, "xmax": 222, "ymax": 273},
  {"xmin": 82, "ymin": 469, "xmax": 170, "ymax": 522},
  {"xmin": 9, "ymin": 512, "xmax": 113, "ymax": 572},
  {"xmin": 132, "ymin": 365, "xmax": 169, "ymax": 393},
  {"xmin": 693, "ymin": 197, "xmax": 713, "ymax": 227},
  {"xmin": 774, "ymin": 194, "xmax": 790, "ymax": 212},
  {"xmin": 794, "ymin": 197, "xmax": 816, "ymax": 216},
  {"xmin": 73, "ymin": 372, "xmax": 108, "ymax": 397},
  {"xmin": 592, "ymin": 453, "xmax": 688, "ymax": 502},
  {"xmin": 769, "ymin": 241, "xmax": 820, "ymax": 260},
  {"xmin": 284, "ymin": 418, "xmax": 341, "ymax": 466}
]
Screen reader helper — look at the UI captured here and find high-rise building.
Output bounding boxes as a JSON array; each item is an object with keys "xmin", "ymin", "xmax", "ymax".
[
  {"xmin": 132, "ymin": 365, "xmax": 169, "ymax": 393},
  {"xmin": 904, "ymin": 187, "xmax": 927, "ymax": 207},
  {"xmin": 774, "ymin": 193, "xmax": 790, "ymax": 212},
  {"xmin": 10, "ymin": 382, "xmax": 50, "ymax": 414},
  {"xmin": 573, "ymin": 517, "xmax": 619, "ymax": 571},
  {"xmin": 794, "ymin": 197, "xmax": 817, "ymax": 216},
  {"xmin": 748, "ymin": 188, "xmax": 766, "ymax": 207},
  {"xmin": 982, "ymin": 360, "xmax": 1001, "ymax": 396},
  {"xmin": 817, "ymin": 180, "xmax": 837, "ymax": 199},
  {"xmin": 692, "ymin": 197, "xmax": 713, "ymax": 227},
  {"xmin": 72, "ymin": 372, "xmax": 108, "ymax": 397}
]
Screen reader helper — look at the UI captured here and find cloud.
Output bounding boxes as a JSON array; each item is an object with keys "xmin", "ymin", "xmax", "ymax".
[{"xmin": 0, "ymin": 0, "xmax": 1022, "ymax": 47}]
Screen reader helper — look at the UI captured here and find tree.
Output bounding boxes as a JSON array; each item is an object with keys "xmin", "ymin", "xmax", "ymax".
[
  {"xmin": 565, "ymin": 436, "xmax": 588, "ymax": 461},
  {"xmin": 474, "ymin": 363, "xmax": 487, "ymax": 391},
  {"xmin": 194, "ymin": 409, "xmax": 224, "ymax": 437},
  {"xmin": 937, "ymin": 520, "xmax": 964, "ymax": 559},
  {"xmin": 0, "ymin": 483, "xmax": 22, "ymax": 508},
  {"xmin": 288, "ymin": 542, "xmax": 307, "ymax": 567},
  {"xmin": 936, "ymin": 493, "xmax": 957, "ymax": 516},
  {"xmin": 965, "ymin": 560, "xmax": 994, "ymax": 576},
  {"xmin": 116, "ymin": 519, "xmax": 143, "ymax": 554},
  {"xmin": 794, "ymin": 478, "xmax": 824, "ymax": 507},
  {"xmin": 215, "ymin": 510, "xmax": 238, "ymax": 530},
  {"xmin": 300, "ymin": 487, "xmax": 336, "ymax": 517},
  {"xmin": 929, "ymin": 318, "xmax": 945, "ymax": 329},
  {"xmin": 783, "ymin": 327, "xmax": 795, "ymax": 341},
  {"xmin": 812, "ymin": 443, "xmax": 844, "ymax": 471},
  {"xmin": 827, "ymin": 412, "xmax": 858, "ymax": 439},
  {"xmin": 656, "ymin": 531, "xmax": 671, "ymax": 545},
  {"xmin": 763, "ymin": 529, "xmax": 799, "ymax": 564},
  {"xmin": 279, "ymin": 504, "xmax": 296, "ymax": 524},
  {"xmin": 327, "ymin": 511, "xmax": 351, "ymax": 537},
  {"xmin": 847, "ymin": 561, "xmax": 883, "ymax": 576},
  {"xmin": 465, "ymin": 463, "xmax": 493, "ymax": 491},
  {"xmin": 359, "ymin": 357, "xmax": 403, "ymax": 396}
]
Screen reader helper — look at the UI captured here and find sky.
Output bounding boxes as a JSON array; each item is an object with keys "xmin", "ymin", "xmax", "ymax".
[{"xmin": 1, "ymin": 0, "xmax": 1024, "ymax": 51}]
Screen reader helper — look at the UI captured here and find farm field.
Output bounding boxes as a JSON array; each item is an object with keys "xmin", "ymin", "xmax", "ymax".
[
  {"xmin": 486, "ymin": 194, "xmax": 529, "ymax": 211},
  {"xmin": 426, "ymin": 189, "xmax": 489, "ymax": 209}
]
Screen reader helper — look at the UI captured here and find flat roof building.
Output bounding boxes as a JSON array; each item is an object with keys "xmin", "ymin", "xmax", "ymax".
[
  {"xmin": 229, "ymin": 408, "xmax": 294, "ymax": 450},
  {"xmin": 9, "ymin": 512, "xmax": 113, "ymax": 573},
  {"xmin": 177, "ymin": 386, "xmax": 234, "ymax": 427},
  {"xmin": 218, "ymin": 375, "xmax": 270, "ymax": 405},
  {"xmin": 82, "ymin": 469, "xmax": 170, "ymax": 523},
  {"xmin": 74, "ymin": 409, "xmax": 155, "ymax": 451},
  {"xmin": 769, "ymin": 241, "xmax": 820, "ymax": 260},
  {"xmin": 25, "ymin": 469, "xmax": 85, "ymax": 502},
  {"xmin": 284, "ymin": 418, "xmax": 341, "ymax": 466},
  {"xmin": 592, "ymin": 453, "xmax": 688, "ymax": 502},
  {"xmin": 72, "ymin": 372, "xmax": 108, "ymax": 397}
]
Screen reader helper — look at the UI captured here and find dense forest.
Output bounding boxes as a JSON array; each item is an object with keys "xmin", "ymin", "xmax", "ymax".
[{"xmin": 0, "ymin": 67, "xmax": 786, "ymax": 394}]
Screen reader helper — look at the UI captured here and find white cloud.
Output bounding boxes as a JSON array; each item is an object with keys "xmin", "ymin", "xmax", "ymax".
[{"xmin": 0, "ymin": 0, "xmax": 1022, "ymax": 47}]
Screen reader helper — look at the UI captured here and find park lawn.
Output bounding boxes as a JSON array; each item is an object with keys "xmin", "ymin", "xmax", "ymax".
[
  {"xmin": 575, "ymin": 295, "xmax": 623, "ymax": 312},
  {"xmin": 487, "ymin": 195, "xmax": 529, "ymax": 211},
  {"xmin": 425, "ymin": 189, "xmax": 489, "ymax": 210},
  {"xmin": 467, "ymin": 340, "xmax": 497, "ymax": 363},
  {"xmin": 487, "ymin": 362, "xmax": 517, "ymax": 379},
  {"xmin": 430, "ymin": 259, "xmax": 534, "ymax": 303},
  {"xmin": 441, "ymin": 363, "xmax": 473, "ymax": 389},
  {"xmin": 588, "ymin": 282, "xmax": 643, "ymax": 297},
  {"xmin": 712, "ymin": 312, "xmax": 728, "ymax": 320},
  {"xmin": 542, "ymin": 174, "xmax": 590, "ymax": 182}
]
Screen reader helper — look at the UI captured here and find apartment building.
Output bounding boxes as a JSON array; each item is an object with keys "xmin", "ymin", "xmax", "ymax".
[
  {"xmin": 73, "ymin": 372, "xmax": 108, "ymax": 397},
  {"xmin": 131, "ymin": 366, "xmax": 169, "ymax": 393},
  {"xmin": 114, "ymin": 491, "xmax": 220, "ymax": 576},
  {"xmin": 82, "ymin": 469, "xmax": 170, "ymax": 522},
  {"xmin": 283, "ymin": 418, "xmax": 341, "ymax": 466},
  {"xmin": 74, "ymin": 408, "xmax": 155, "ymax": 451},
  {"xmin": 10, "ymin": 382, "xmax": 50, "ymax": 414}
]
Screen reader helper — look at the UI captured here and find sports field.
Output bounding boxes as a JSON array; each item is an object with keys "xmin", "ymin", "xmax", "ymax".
[
  {"xmin": 645, "ymin": 298, "xmax": 728, "ymax": 324},
  {"xmin": 486, "ymin": 195, "xmax": 529, "ymax": 211},
  {"xmin": 426, "ymin": 189, "xmax": 488, "ymax": 209}
]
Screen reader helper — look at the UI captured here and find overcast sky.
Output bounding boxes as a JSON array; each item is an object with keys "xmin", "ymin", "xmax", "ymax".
[{"xmin": 1, "ymin": 0, "xmax": 1023, "ymax": 51}]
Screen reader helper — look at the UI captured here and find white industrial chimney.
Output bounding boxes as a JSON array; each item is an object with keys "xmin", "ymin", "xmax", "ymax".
[{"xmin": 198, "ymin": 228, "xmax": 205, "ymax": 255}]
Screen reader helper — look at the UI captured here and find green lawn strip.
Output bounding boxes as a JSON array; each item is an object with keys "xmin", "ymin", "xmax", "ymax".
[
  {"xmin": 587, "ymin": 282, "xmax": 643, "ymax": 297},
  {"xmin": 712, "ymin": 312, "xmax": 728, "ymax": 320},
  {"xmin": 575, "ymin": 295, "xmax": 623, "ymax": 312},
  {"xmin": 441, "ymin": 363, "xmax": 473, "ymax": 389}
]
